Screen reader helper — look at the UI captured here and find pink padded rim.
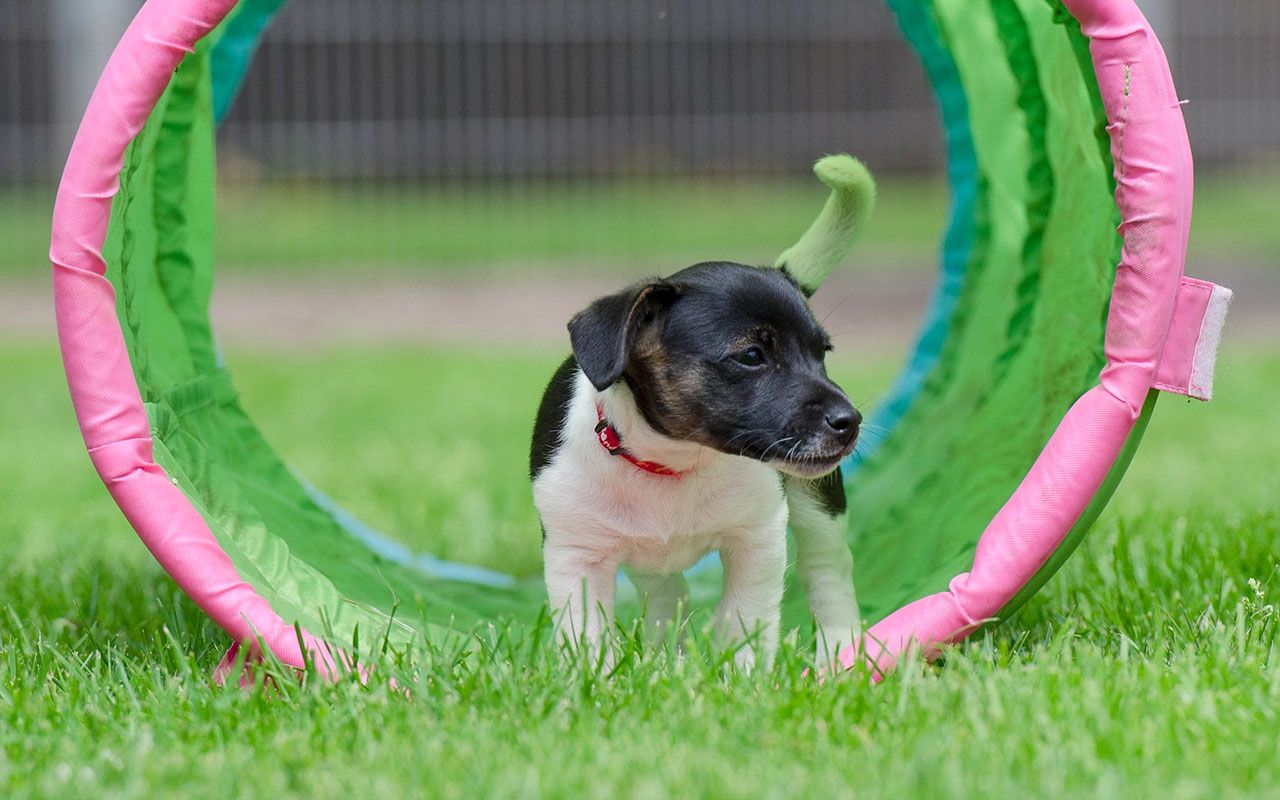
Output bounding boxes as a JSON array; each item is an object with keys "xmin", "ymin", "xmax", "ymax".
[
  {"xmin": 49, "ymin": 0, "xmax": 346, "ymax": 680},
  {"xmin": 842, "ymin": 0, "xmax": 1196, "ymax": 677}
]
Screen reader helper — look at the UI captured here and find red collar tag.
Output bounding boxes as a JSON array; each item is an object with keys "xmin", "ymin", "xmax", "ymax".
[{"xmin": 594, "ymin": 402, "xmax": 683, "ymax": 477}]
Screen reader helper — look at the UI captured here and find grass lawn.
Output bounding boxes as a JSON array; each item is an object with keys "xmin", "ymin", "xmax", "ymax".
[
  {"xmin": 1, "ymin": 332, "xmax": 1277, "ymax": 798},
  {"xmin": 6, "ymin": 166, "xmax": 1280, "ymax": 276},
  {"xmin": 7, "ymin": 174, "xmax": 946, "ymax": 277}
]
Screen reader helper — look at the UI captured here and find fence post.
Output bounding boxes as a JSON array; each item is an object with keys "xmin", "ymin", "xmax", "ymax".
[
  {"xmin": 1135, "ymin": 0, "xmax": 1175, "ymax": 64},
  {"xmin": 51, "ymin": 0, "xmax": 140, "ymax": 162}
]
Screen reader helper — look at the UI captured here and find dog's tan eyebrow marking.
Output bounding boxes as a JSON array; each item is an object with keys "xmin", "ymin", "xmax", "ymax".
[
  {"xmin": 723, "ymin": 335, "xmax": 757, "ymax": 357},
  {"xmin": 721, "ymin": 327, "xmax": 778, "ymax": 358}
]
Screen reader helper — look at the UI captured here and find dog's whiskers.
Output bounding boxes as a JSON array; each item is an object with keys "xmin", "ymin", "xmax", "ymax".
[
  {"xmin": 752, "ymin": 432, "xmax": 793, "ymax": 458},
  {"xmin": 721, "ymin": 428, "xmax": 782, "ymax": 458}
]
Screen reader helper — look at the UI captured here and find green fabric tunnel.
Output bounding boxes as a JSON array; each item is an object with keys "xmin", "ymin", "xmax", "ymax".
[{"xmin": 66, "ymin": 0, "xmax": 1219, "ymax": 672}]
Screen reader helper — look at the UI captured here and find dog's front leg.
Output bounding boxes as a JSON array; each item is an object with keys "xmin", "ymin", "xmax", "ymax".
[
  {"xmin": 714, "ymin": 512, "xmax": 787, "ymax": 671},
  {"xmin": 543, "ymin": 541, "xmax": 618, "ymax": 666},
  {"xmin": 784, "ymin": 470, "xmax": 860, "ymax": 668}
]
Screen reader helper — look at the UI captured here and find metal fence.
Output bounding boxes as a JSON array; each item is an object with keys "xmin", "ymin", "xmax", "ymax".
[
  {"xmin": 1164, "ymin": 2, "xmax": 1280, "ymax": 164},
  {"xmin": 3, "ymin": 0, "xmax": 1278, "ymax": 184},
  {"xmin": 216, "ymin": 0, "xmax": 938, "ymax": 180}
]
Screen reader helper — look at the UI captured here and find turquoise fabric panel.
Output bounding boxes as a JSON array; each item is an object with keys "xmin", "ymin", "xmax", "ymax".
[
  {"xmin": 210, "ymin": 0, "xmax": 292, "ymax": 122},
  {"xmin": 848, "ymin": 0, "xmax": 980, "ymax": 468}
]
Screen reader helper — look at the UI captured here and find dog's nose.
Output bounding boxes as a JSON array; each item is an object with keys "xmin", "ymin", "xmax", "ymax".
[{"xmin": 824, "ymin": 405, "xmax": 861, "ymax": 436}]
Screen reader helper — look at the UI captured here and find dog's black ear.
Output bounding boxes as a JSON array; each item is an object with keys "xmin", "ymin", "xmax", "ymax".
[{"xmin": 568, "ymin": 280, "xmax": 679, "ymax": 390}]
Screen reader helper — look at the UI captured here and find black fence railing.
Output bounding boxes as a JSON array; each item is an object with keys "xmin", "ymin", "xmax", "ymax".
[{"xmin": 2, "ymin": 0, "xmax": 1278, "ymax": 184}]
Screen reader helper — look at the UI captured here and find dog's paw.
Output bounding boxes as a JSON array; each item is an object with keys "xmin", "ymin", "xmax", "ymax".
[
  {"xmin": 732, "ymin": 644, "xmax": 757, "ymax": 673},
  {"xmin": 812, "ymin": 630, "xmax": 856, "ymax": 672}
]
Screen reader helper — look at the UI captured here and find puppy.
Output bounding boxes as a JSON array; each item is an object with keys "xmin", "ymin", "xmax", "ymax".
[{"xmin": 531, "ymin": 262, "xmax": 860, "ymax": 670}]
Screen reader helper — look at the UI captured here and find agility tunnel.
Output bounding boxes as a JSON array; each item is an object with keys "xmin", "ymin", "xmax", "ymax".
[{"xmin": 50, "ymin": 0, "xmax": 1230, "ymax": 679}]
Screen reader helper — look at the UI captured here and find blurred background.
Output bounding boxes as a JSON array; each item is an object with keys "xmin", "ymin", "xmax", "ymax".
[
  {"xmin": 6, "ymin": 1, "xmax": 1280, "ymax": 181},
  {"xmin": 3, "ymin": 1, "xmax": 1277, "ymax": 309}
]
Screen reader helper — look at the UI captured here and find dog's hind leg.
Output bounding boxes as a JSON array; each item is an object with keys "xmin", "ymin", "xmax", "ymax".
[
  {"xmin": 624, "ymin": 568, "xmax": 691, "ymax": 642},
  {"xmin": 784, "ymin": 469, "xmax": 860, "ymax": 668}
]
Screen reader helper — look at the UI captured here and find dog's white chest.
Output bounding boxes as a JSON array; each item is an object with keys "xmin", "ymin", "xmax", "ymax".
[
  {"xmin": 535, "ymin": 449, "xmax": 784, "ymax": 574},
  {"xmin": 603, "ymin": 472, "xmax": 771, "ymax": 573}
]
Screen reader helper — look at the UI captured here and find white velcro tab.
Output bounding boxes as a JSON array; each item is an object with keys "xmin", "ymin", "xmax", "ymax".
[{"xmin": 1153, "ymin": 277, "xmax": 1233, "ymax": 401}]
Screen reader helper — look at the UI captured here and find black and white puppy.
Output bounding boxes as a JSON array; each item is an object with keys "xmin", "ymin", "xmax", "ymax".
[{"xmin": 530, "ymin": 262, "xmax": 860, "ymax": 670}]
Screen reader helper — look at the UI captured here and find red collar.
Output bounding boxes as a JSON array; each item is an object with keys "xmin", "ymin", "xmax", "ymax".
[{"xmin": 594, "ymin": 401, "xmax": 684, "ymax": 477}]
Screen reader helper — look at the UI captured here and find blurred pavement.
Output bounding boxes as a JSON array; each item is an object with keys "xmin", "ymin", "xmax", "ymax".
[{"xmin": 2, "ymin": 260, "xmax": 1274, "ymax": 356}]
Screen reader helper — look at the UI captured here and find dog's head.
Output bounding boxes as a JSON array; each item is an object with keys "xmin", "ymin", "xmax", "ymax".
[{"xmin": 568, "ymin": 262, "xmax": 859, "ymax": 477}]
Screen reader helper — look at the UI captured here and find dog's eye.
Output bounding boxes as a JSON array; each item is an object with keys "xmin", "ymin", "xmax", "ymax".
[{"xmin": 732, "ymin": 347, "xmax": 765, "ymax": 367}]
